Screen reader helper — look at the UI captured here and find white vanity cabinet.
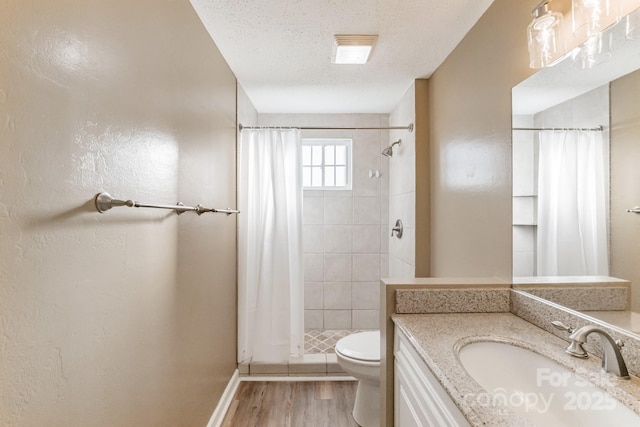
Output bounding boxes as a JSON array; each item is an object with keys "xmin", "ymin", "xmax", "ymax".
[{"xmin": 394, "ymin": 325, "xmax": 471, "ymax": 427}]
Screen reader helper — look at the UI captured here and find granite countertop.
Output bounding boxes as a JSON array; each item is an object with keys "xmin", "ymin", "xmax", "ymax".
[{"xmin": 392, "ymin": 312, "xmax": 640, "ymax": 427}]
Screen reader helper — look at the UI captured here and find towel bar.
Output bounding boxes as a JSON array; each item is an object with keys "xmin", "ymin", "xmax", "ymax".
[{"xmin": 94, "ymin": 192, "xmax": 240, "ymax": 216}]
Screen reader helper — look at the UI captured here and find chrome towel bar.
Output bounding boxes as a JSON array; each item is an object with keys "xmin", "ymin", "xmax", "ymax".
[{"xmin": 94, "ymin": 192, "xmax": 240, "ymax": 216}]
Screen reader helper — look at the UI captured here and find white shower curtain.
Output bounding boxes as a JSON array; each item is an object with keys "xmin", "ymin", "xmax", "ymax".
[
  {"xmin": 537, "ymin": 130, "xmax": 609, "ymax": 276},
  {"xmin": 237, "ymin": 128, "xmax": 304, "ymax": 363}
]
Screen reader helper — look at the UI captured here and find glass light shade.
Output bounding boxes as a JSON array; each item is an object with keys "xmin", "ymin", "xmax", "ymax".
[
  {"xmin": 528, "ymin": 9, "xmax": 565, "ymax": 68},
  {"xmin": 626, "ymin": 6, "xmax": 640, "ymax": 39},
  {"xmin": 571, "ymin": 31, "xmax": 613, "ymax": 68},
  {"xmin": 572, "ymin": 0, "xmax": 620, "ymax": 38}
]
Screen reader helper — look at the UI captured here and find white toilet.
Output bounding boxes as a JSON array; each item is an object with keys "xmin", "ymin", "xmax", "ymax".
[{"xmin": 335, "ymin": 330, "xmax": 381, "ymax": 427}]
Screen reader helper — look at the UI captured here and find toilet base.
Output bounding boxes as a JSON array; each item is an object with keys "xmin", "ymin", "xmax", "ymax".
[{"xmin": 352, "ymin": 379, "xmax": 380, "ymax": 427}]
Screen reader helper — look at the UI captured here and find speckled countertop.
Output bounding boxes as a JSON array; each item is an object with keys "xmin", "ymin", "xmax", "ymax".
[{"xmin": 392, "ymin": 312, "xmax": 640, "ymax": 427}]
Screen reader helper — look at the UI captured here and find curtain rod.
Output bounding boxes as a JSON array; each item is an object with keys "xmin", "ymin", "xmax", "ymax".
[
  {"xmin": 238, "ymin": 123, "xmax": 414, "ymax": 132},
  {"xmin": 513, "ymin": 126, "xmax": 603, "ymax": 132}
]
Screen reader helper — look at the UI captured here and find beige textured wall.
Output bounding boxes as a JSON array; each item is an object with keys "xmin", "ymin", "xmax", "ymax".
[
  {"xmin": 611, "ymin": 69, "xmax": 640, "ymax": 311},
  {"xmin": 428, "ymin": 0, "xmax": 537, "ymax": 278},
  {"xmin": 0, "ymin": 1, "xmax": 237, "ymax": 425},
  {"xmin": 414, "ymin": 80, "xmax": 430, "ymax": 277}
]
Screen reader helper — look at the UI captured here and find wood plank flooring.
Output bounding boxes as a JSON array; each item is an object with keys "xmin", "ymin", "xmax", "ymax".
[{"xmin": 221, "ymin": 381, "xmax": 359, "ymax": 427}]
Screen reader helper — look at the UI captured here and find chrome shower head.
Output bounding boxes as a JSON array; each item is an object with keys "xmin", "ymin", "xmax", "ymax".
[{"xmin": 381, "ymin": 139, "xmax": 402, "ymax": 157}]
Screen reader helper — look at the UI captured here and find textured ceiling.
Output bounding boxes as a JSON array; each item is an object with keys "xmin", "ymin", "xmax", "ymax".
[{"xmin": 190, "ymin": 0, "xmax": 495, "ymax": 113}]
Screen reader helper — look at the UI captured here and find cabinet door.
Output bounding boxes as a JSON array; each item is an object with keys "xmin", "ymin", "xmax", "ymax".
[
  {"xmin": 395, "ymin": 352, "xmax": 437, "ymax": 426},
  {"xmin": 395, "ymin": 383, "xmax": 427, "ymax": 426},
  {"xmin": 394, "ymin": 325, "xmax": 471, "ymax": 427}
]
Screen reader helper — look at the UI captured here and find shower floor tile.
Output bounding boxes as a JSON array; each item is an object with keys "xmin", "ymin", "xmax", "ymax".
[
  {"xmin": 239, "ymin": 330, "xmax": 376, "ymax": 377},
  {"xmin": 304, "ymin": 329, "xmax": 365, "ymax": 354}
]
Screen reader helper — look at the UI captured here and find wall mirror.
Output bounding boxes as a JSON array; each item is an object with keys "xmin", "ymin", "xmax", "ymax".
[{"xmin": 511, "ymin": 11, "xmax": 640, "ymax": 335}]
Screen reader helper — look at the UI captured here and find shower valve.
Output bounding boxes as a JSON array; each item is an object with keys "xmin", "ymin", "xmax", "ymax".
[{"xmin": 391, "ymin": 219, "xmax": 403, "ymax": 238}]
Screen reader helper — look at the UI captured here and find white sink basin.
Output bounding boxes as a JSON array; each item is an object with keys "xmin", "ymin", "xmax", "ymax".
[{"xmin": 458, "ymin": 341, "xmax": 640, "ymax": 426}]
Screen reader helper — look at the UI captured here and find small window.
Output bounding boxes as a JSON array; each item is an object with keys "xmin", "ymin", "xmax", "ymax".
[{"xmin": 302, "ymin": 139, "xmax": 352, "ymax": 190}]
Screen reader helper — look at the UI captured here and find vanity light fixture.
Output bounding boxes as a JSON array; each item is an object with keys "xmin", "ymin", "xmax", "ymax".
[
  {"xmin": 572, "ymin": 0, "xmax": 620, "ymax": 39},
  {"xmin": 332, "ymin": 35, "xmax": 378, "ymax": 64},
  {"xmin": 571, "ymin": 31, "xmax": 613, "ymax": 68},
  {"xmin": 528, "ymin": 0, "xmax": 565, "ymax": 68}
]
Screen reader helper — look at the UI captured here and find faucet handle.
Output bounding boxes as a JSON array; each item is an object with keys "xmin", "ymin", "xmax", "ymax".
[
  {"xmin": 551, "ymin": 321, "xmax": 575, "ymax": 334},
  {"xmin": 391, "ymin": 219, "xmax": 403, "ymax": 238},
  {"xmin": 615, "ymin": 339, "xmax": 624, "ymax": 350}
]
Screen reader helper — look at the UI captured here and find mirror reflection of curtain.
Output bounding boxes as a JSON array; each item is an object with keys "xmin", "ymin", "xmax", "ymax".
[
  {"xmin": 537, "ymin": 130, "xmax": 609, "ymax": 276},
  {"xmin": 237, "ymin": 128, "xmax": 304, "ymax": 363}
]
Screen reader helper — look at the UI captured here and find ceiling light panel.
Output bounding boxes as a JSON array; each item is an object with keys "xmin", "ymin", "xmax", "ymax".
[{"xmin": 332, "ymin": 34, "xmax": 378, "ymax": 64}]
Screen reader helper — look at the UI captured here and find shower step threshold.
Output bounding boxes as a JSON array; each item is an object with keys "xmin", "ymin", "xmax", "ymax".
[
  {"xmin": 239, "ymin": 329, "xmax": 374, "ymax": 377},
  {"xmin": 239, "ymin": 353, "xmax": 348, "ymax": 377}
]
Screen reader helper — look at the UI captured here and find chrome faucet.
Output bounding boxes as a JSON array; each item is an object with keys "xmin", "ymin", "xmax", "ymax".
[{"xmin": 554, "ymin": 322, "xmax": 630, "ymax": 379}]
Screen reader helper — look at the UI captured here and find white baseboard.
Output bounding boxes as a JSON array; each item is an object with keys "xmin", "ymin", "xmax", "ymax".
[{"xmin": 206, "ymin": 369, "xmax": 240, "ymax": 427}]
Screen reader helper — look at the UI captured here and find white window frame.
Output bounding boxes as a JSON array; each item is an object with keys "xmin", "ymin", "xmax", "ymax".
[{"xmin": 302, "ymin": 138, "xmax": 352, "ymax": 190}]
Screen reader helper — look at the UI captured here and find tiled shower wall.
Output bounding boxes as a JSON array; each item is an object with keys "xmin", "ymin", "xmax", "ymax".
[
  {"xmin": 388, "ymin": 83, "xmax": 417, "ymax": 277},
  {"xmin": 259, "ymin": 113, "xmax": 390, "ymax": 330}
]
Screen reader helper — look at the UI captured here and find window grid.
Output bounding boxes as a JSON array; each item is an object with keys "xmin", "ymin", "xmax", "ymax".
[{"xmin": 302, "ymin": 139, "xmax": 351, "ymax": 190}]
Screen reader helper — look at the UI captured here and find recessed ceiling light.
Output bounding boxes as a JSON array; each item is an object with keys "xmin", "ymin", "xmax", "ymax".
[{"xmin": 332, "ymin": 35, "xmax": 378, "ymax": 65}]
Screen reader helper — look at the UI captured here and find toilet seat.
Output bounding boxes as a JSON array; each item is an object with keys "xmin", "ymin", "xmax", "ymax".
[{"xmin": 335, "ymin": 331, "xmax": 380, "ymax": 362}]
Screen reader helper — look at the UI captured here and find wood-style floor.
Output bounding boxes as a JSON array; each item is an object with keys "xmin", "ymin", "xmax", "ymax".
[{"xmin": 221, "ymin": 381, "xmax": 359, "ymax": 427}]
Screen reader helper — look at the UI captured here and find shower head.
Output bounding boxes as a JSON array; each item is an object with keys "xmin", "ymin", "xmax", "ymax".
[{"xmin": 381, "ymin": 139, "xmax": 402, "ymax": 157}]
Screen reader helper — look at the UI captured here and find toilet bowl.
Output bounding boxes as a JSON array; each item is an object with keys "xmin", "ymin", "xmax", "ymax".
[{"xmin": 335, "ymin": 330, "xmax": 380, "ymax": 427}]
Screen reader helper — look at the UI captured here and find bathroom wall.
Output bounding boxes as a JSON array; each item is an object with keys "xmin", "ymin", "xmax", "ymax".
[
  {"xmin": 258, "ymin": 114, "xmax": 389, "ymax": 330},
  {"xmin": 0, "ymin": 1, "xmax": 237, "ymax": 426},
  {"xmin": 611, "ymin": 68, "xmax": 640, "ymax": 310},
  {"xmin": 427, "ymin": 0, "xmax": 536, "ymax": 278}
]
